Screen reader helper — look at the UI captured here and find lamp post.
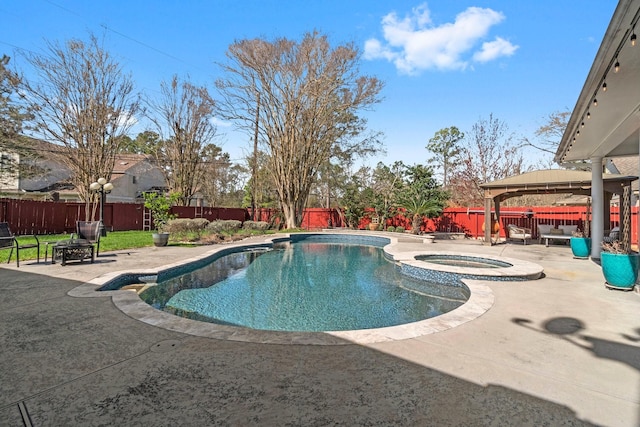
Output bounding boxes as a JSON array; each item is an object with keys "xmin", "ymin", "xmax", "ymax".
[{"xmin": 89, "ymin": 177, "xmax": 113, "ymax": 237}]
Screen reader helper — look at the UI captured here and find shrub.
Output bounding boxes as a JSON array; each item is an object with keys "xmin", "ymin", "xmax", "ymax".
[
  {"xmin": 164, "ymin": 218, "xmax": 210, "ymax": 234},
  {"xmin": 386, "ymin": 226, "xmax": 395, "ymax": 232},
  {"xmin": 190, "ymin": 218, "xmax": 211, "ymax": 230},
  {"xmin": 242, "ymin": 221, "xmax": 270, "ymax": 231},
  {"xmin": 163, "ymin": 219, "xmax": 190, "ymax": 234},
  {"xmin": 395, "ymin": 226, "xmax": 405, "ymax": 233},
  {"xmin": 163, "ymin": 218, "xmax": 211, "ymax": 242},
  {"xmin": 207, "ymin": 219, "xmax": 242, "ymax": 233}
]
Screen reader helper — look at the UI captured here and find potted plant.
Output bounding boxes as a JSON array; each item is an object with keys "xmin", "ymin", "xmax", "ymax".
[
  {"xmin": 570, "ymin": 229, "xmax": 591, "ymax": 259},
  {"xmin": 601, "ymin": 240, "xmax": 640, "ymax": 290},
  {"xmin": 368, "ymin": 215, "xmax": 380, "ymax": 231},
  {"xmin": 143, "ymin": 192, "xmax": 180, "ymax": 247}
]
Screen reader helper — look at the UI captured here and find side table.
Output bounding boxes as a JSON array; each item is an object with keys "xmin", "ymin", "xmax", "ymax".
[{"xmin": 48, "ymin": 239, "xmax": 95, "ymax": 266}]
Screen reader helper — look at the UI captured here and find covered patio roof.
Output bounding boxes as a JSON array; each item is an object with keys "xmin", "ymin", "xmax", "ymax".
[
  {"xmin": 550, "ymin": 0, "xmax": 639, "ymax": 258},
  {"xmin": 556, "ymin": 0, "xmax": 640, "ymax": 163}
]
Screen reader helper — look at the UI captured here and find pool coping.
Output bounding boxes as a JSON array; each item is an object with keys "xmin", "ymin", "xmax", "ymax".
[{"xmin": 66, "ymin": 232, "xmax": 532, "ymax": 345}]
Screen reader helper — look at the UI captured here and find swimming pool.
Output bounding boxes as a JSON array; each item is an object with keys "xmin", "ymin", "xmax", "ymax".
[
  {"xmin": 75, "ymin": 233, "xmax": 516, "ymax": 344},
  {"xmin": 137, "ymin": 239, "xmax": 469, "ymax": 332}
]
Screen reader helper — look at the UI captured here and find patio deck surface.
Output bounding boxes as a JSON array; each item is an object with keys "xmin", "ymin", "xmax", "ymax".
[{"xmin": 1, "ymin": 233, "xmax": 639, "ymax": 426}]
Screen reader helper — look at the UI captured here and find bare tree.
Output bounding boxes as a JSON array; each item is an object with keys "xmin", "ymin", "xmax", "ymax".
[
  {"xmin": 20, "ymin": 34, "xmax": 139, "ymax": 203},
  {"xmin": 216, "ymin": 31, "xmax": 384, "ymax": 228},
  {"xmin": 522, "ymin": 110, "xmax": 570, "ymax": 156},
  {"xmin": 197, "ymin": 146, "xmax": 244, "ymax": 207},
  {"xmin": 449, "ymin": 114, "xmax": 525, "ymax": 206},
  {"xmin": 148, "ymin": 75, "xmax": 218, "ymax": 205}
]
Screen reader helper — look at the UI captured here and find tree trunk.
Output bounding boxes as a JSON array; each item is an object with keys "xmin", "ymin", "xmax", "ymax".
[
  {"xmin": 412, "ymin": 214, "xmax": 422, "ymax": 235},
  {"xmin": 282, "ymin": 203, "xmax": 298, "ymax": 229}
]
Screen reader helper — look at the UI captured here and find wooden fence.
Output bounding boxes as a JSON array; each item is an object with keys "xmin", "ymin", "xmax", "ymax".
[
  {"xmin": 1, "ymin": 198, "xmax": 636, "ymax": 244},
  {"xmin": 0, "ymin": 198, "xmax": 247, "ymax": 235}
]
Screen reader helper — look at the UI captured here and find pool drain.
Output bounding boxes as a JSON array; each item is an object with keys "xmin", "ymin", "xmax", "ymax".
[{"xmin": 150, "ymin": 340, "xmax": 182, "ymax": 353}]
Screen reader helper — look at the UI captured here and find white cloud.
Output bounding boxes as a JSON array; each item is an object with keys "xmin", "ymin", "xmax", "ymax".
[
  {"xmin": 364, "ymin": 3, "xmax": 518, "ymax": 74},
  {"xmin": 211, "ymin": 117, "xmax": 232, "ymax": 128},
  {"xmin": 473, "ymin": 37, "xmax": 518, "ymax": 62}
]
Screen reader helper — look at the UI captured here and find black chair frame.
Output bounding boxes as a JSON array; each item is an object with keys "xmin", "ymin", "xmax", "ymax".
[{"xmin": 0, "ymin": 222, "xmax": 40, "ymax": 267}]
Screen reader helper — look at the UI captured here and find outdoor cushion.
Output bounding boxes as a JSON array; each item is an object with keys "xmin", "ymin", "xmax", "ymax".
[
  {"xmin": 558, "ymin": 225, "xmax": 578, "ymax": 235},
  {"xmin": 537, "ymin": 224, "xmax": 554, "ymax": 235},
  {"xmin": 549, "ymin": 228, "xmax": 564, "ymax": 235}
]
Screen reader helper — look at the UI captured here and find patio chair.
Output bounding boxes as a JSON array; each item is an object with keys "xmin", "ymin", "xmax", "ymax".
[
  {"xmin": 0, "ymin": 222, "xmax": 40, "ymax": 267},
  {"xmin": 603, "ymin": 226, "xmax": 620, "ymax": 243},
  {"xmin": 506, "ymin": 223, "xmax": 532, "ymax": 245},
  {"xmin": 74, "ymin": 221, "xmax": 102, "ymax": 256},
  {"xmin": 537, "ymin": 223, "xmax": 554, "ymax": 244}
]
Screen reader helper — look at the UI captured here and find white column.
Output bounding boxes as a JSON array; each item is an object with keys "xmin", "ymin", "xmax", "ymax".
[{"xmin": 591, "ymin": 157, "xmax": 604, "ymax": 259}]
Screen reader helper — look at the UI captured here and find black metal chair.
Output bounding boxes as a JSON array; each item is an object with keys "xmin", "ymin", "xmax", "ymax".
[
  {"xmin": 0, "ymin": 222, "xmax": 40, "ymax": 267},
  {"xmin": 74, "ymin": 221, "xmax": 102, "ymax": 256}
]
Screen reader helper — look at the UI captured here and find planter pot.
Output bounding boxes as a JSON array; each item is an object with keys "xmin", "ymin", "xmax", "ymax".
[
  {"xmin": 570, "ymin": 237, "xmax": 591, "ymax": 259},
  {"xmin": 423, "ymin": 235, "xmax": 436, "ymax": 244},
  {"xmin": 601, "ymin": 252, "xmax": 640, "ymax": 290},
  {"xmin": 152, "ymin": 232, "xmax": 170, "ymax": 247},
  {"xmin": 369, "ymin": 223, "xmax": 378, "ymax": 231},
  {"xmin": 481, "ymin": 220, "xmax": 500, "ymax": 234}
]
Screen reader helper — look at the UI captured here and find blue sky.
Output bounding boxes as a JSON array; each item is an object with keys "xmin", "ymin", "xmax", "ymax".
[{"xmin": 1, "ymin": 1, "xmax": 618, "ymax": 167}]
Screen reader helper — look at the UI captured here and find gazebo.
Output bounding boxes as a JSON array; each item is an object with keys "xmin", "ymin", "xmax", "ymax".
[
  {"xmin": 480, "ymin": 170, "xmax": 636, "ymax": 246},
  {"xmin": 555, "ymin": 0, "xmax": 640, "ymax": 258}
]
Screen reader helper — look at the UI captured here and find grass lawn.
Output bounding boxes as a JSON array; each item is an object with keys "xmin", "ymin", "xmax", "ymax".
[
  {"xmin": 0, "ymin": 230, "xmax": 156, "ymax": 264},
  {"xmin": 0, "ymin": 228, "xmax": 277, "ymax": 264}
]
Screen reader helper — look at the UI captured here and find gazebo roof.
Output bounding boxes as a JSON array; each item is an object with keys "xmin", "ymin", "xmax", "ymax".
[{"xmin": 480, "ymin": 169, "xmax": 637, "ymax": 199}]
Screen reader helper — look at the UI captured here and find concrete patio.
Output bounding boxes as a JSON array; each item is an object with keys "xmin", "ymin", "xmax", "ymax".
[{"xmin": 1, "ymin": 234, "xmax": 639, "ymax": 426}]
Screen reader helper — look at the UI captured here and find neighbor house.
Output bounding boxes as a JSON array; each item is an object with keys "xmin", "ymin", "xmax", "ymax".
[{"xmin": 0, "ymin": 139, "xmax": 166, "ymax": 202}]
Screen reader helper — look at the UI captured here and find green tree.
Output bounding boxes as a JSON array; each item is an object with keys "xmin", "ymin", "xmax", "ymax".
[
  {"xmin": 426, "ymin": 126, "xmax": 464, "ymax": 187},
  {"xmin": 338, "ymin": 166, "xmax": 371, "ymax": 229},
  {"xmin": 242, "ymin": 150, "xmax": 276, "ymax": 210},
  {"xmin": 0, "ymin": 55, "xmax": 35, "ymax": 177},
  {"xmin": 198, "ymin": 146, "xmax": 242, "ymax": 207},
  {"xmin": 396, "ymin": 164, "xmax": 449, "ymax": 234},
  {"xmin": 143, "ymin": 191, "xmax": 181, "ymax": 232},
  {"xmin": 118, "ymin": 131, "xmax": 162, "ymax": 155},
  {"xmin": 368, "ymin": 161, "xmax": 404, "ymax": 229}
]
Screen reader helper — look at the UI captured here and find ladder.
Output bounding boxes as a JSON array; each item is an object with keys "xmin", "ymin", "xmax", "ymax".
[
  {"xmin": 194, "ymin": 198, "xmax": 204, "ymax": 218},
  {"xmin": 143, "ymin": 207, "xmax": 152, "ymax": 231}
]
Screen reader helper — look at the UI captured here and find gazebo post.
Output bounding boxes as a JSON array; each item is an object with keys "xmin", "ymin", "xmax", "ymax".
[
  {"xmin": 484, "ymin": 197, "xmax": 492, "ymax": 246},
  {"xmin": 494, "ymin": 197, "xmax": 501, "ymax": 244}
]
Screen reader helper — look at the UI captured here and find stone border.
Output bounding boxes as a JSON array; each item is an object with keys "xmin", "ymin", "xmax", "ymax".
[{"xmin": 68, "ymin": 233, "xmax": 501, "ymax": 345}]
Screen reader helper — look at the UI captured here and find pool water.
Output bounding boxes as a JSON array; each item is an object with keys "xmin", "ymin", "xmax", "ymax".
[
  {"xmin": 415, "ymin": 254, "xmax": 513, "ymax": 269},
  {"xmin": 139, "ymin": 241, "xmax": 468, "ymax": 332}
]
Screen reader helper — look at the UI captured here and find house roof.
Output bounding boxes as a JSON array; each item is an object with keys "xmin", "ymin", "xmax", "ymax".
[{"xmin": 111, "ymin": 154, "xmax": 155, "ymax": 175}]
